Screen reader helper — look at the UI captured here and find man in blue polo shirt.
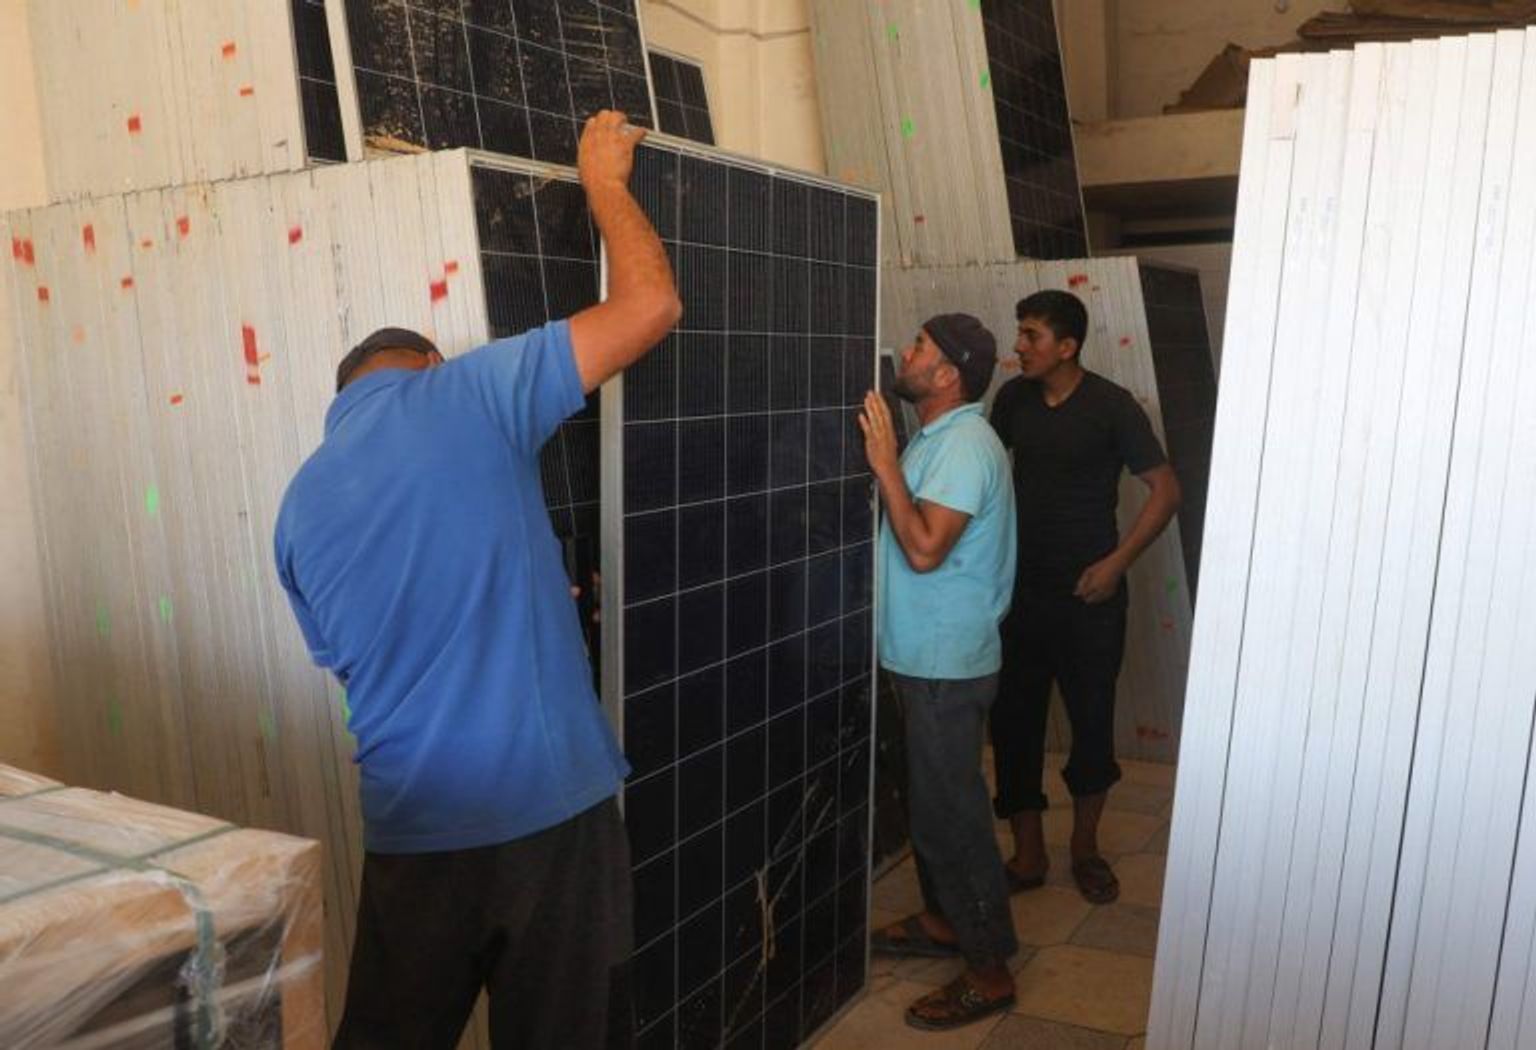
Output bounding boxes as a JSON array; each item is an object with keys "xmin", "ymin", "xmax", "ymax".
[
  {"xmin": 273, "ymin": 111, "xmax": 680, "ymax": 1049},
  {"xmin": 861, "ymin": 314, "xmax": 1018, "ymax": 1031}
]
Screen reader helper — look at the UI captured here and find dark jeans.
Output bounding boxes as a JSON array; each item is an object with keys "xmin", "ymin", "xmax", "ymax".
[
  {"xmin": 890, "ymin": 671, "xmax": 1018, "ymax": 969},
  {"xmin": 991, "ymin": 586, "xmax": 1128, "ymax": 817},
  {"xmin": 335, "ymin": 798, "xmax": 634, "ymax": 1050}
]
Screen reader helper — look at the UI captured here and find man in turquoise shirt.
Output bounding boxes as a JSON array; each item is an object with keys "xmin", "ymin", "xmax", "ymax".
[{"xmin": 861, "ymin": 314, "xmax": 1018, "ymax": 1030}]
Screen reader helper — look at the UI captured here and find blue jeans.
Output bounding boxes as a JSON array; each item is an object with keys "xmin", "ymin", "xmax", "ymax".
[{"xmin": 889, "ymin": 671, "xmax": 1018, "ymax": 969}]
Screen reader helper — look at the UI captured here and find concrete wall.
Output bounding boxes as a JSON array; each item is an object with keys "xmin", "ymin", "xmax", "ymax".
[
  {"xmin": 641, "ymin": 0, "xmax": 826, "ymax": 174},
  {"xmin": 0, "ymin": 0, "xmax": 57, "ymax": 775},
  {"xmin": 1113, "ymin": 0, "xmax": 1334, "ymax": 117}
]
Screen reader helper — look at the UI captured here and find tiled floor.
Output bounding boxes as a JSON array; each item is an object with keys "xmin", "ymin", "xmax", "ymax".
[{"xmin": 813, "ymin": 753, "xmax": 1175, "ymax": 1049}]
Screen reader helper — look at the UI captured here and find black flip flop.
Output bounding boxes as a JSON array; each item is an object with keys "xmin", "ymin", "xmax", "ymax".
[
  {"xmin": 905, "ymin": 975, "xmax": 1016, "ymax": 1031},
  {"xmin": 870, "ymin": 915, "xmax": 961, "ymax": 959},
  {"xmin": 1072, "ymin": 855, "xmax": 1120, "ymax": 904}
]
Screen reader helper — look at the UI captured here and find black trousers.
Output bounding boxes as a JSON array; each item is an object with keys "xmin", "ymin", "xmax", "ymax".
[
  {"xmin": 335, "ymin": 798, "xmax": 634, "ymax": 1050},
  {"xmin": 990, "ymin": 586, "xmax": 1128, "ymax": 817}
]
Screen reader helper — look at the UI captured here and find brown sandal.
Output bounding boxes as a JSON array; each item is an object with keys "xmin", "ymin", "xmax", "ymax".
[
  {"xmin": 905, "ymin": 974, "xmax": 1016, "ymax": 1031},
  {"xmin": 1072, "ymin": 855, "xmax": 1120, "ymax": 904}
]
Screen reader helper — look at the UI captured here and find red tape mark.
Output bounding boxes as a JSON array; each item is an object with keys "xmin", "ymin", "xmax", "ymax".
[
  {"xmin": 444, "ymin": 260, "xmax": 460, "ymax": 275},
  {"xmin": 287, "ymin": 226, "xmax": 303, "ymax": 245},
  {"xmin": 121, "ymin": 275, "xmax": 135, "ymax": 290},
  {"xmin": 913, "ymin": 214, "xmax": 926, "ymax": 224},
  {"xmin": 221, "ymin": 41, "xmax": 237, "ymax": 59},
  {"xmin": 238, "ymin": 85, "xmax": 254, "ymax": 98},
  {"xmin": 140, "ymin": 238, "xmax": 154, "ymax": 250},
  {"xmin": 242, "ymin": 324, "xmax": 262, "ymax": 386},
  {"xmin": 36, "ymin": 286, "xmax": 50, "ymax": 304},
  {"xmin": 176, "ymin": 216, "xmax": 190, "ymax": 238},
  {"xmin": 1068, "ymin": 273, "xmax": 1089, "ymax": 288},
  {"xmin": 1119, "ymin": 336, "xmax": 1131, "ymax": 348},
  {"xmin": 83, "ymin": 224, "xmax": 96, "ymax": 254},
  {"xmin": 430, "ymin": 279, "xmax": 449, "ymax": 303},
  {"xmin": 169, "ymin": 393, "xmax": 184, "ymax": 405},
  {"xmin": 71, "ymin": 324, "xmax": 86, "ymax": 344},
  {"xmin": 127, "ymin": 114, "xmax": 142, "ymax": 134},
  {"xmin": 22, "ymin": 239, "xmax": 34, "ymax": 265},
  {"xmin": 11, "ymin": 237, "xmax": 22, "ymax": 261}
]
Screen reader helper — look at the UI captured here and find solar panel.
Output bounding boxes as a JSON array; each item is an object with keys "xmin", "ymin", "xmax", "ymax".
[
  {"xmin": 649, "ymin": 51, "xmax": 716, "ymax": 146},
  {"xmin": 1139, "ymin": 263, "xmax": 1216, "ymax": 600},
  {"xmin": 341, "ymin": 0, "xmax": 656, "ymax": 164},
  {"xmin": 470, "ymin": 161, "xmax": 603, "ymax": 651},
  {"xmin": 979, "ymin": 0, "xmax": 1089, "ymax": 260},
  {"xmin": 292, "ymin": 0, "xmax": 347, "ymax": 162},
  {"xmin": 611, "ymin": 140, "xmax": 879, "ymax": 1050}
]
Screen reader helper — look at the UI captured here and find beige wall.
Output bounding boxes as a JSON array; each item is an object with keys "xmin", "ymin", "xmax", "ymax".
[
  {"xmin": 1113, "ymin": 0, "xmax": 1333, "ymax": 117},
  {"xmin": 641, "ymin": 0, "xmax": 826, "ymax": 174},
  {"xmin": 0, "ymin": 0, "xmax": 57, "ymax": 776}
]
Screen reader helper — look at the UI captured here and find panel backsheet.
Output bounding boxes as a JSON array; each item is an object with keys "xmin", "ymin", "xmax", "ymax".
[
  {"xmin": 617, "ymin": 143, "xmax": 879, "ymax": 1050},
  {"xmin": 342, "ymin": 0, "xmax": 655, "ymax": 164},
  {"xmin": 979, "ymin": 0, "xmax": 1088, "ymax": 259},
  {"xmin": 649, "ymin": 51, "xmax": 716, "ymax": 145},
  {"xmin": 1139, "ymin": 263, "xmax": 1215, "ymax": 600}
]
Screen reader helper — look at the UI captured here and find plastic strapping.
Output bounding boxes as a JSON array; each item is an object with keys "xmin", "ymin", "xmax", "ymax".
[{"xmin": 0, "ymin": 820, "xmax": 239, "ymax": 1048}]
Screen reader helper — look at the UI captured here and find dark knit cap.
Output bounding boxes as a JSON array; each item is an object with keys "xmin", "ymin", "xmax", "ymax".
[
  {"xmin": 335, "ymin": 327, "xmax": 441, "ymax": 392},
  {"xmin": 923, "ymin": 313, "xmax": 997, "ymax": 401}
]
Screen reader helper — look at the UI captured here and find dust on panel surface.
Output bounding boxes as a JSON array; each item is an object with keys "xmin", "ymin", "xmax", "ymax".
[{"xmin": 341, "ymin": 0, "xmax": 655, "ymax": 164}]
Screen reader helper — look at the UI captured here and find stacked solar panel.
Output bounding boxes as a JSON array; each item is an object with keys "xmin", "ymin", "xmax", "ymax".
[{"xmin": 979, "ymin": 0, "xmax": 1088, "ymax": 260}]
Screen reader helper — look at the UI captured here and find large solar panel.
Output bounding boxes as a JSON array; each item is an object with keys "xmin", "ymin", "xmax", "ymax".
[
  {"xmin": 611, "ymin": 140, "xmax": 879, "ymax": 1050},
  {"xmin": 341, "ymin": 0, "xmax": 656, "ymax": 164},
  {"xmin": 979, "ymin": 0, "xmax": 1088, "ymax": 260},
  {"xmin": 649, "ymin": 50, "xmax": 716, "ymax": 146},
  {"xmin": 292, "ymin": 0, "xmax": 347, "ymax": 162},
  {"xmin": 1139, "ymin": 263, "xmax": 1216, "ymax": 600},
  {"xmin": 470, "ymin": 161, "xmax": 603, "ymax": 651}
]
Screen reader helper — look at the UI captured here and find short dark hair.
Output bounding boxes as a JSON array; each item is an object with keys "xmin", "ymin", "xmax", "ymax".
[
  {"xmin": 1016, "ymin": 290, "xmax": 1088, "ymax": 354},
  {"xmin": 335, "ymin": 327, "xmax": 440, "ymax": 392}
]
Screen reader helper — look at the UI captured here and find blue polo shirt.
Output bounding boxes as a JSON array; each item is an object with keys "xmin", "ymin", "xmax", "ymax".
[
  {"xmin": 878, "ymin": 403, "xmax": 1016, "ymax": 679},
  {"xmin": 274, "ymin": 320, "xmax": 627, "ymax": 853}
]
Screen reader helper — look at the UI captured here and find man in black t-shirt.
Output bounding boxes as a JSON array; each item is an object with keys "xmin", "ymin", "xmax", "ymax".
[{"xmin": 989, "ymin": 290, "xmax": 1181, "ymax": 905}]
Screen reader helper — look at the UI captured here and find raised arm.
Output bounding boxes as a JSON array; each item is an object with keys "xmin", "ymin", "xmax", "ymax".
[{"xmin": 568, "ymin": 111, "xmax": 683, "ymax": 393}]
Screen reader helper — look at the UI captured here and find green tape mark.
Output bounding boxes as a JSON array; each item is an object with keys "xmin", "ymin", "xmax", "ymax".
[
  {"xmin": 144, "ymin": 484, "xmax": 160, "ymax": 517},
  {"xmin": 886, "ymin": 21, "xmax": 899, "ymax": 42},
  {"xmin": 1166, "ymin": 577, "xmax": 1179, "ymax": 595},
  {"xmin": 107, "ymin": 697, "xmax": 123, "ymax": 737},
  {"xmin": 95, "ymin": 602, "xmax": 111, "ymax": 638},
  {"xmin": 258, "ymin": 710, "xmax": 277, "ymax": 743},
  {"xmin": 339, "ymin": 687, "xmax": 352, "ymax": 728},
  {"xmin": 901, "ymin": 117, "xmax": 916, "ymax": 139},
  {"xmin": 158, "ymin": 595, "xmax": 173, "ymax": 623},
  {"xmin": 980, "ymin": 68, "xmax": 992, "ymax": 90},
  {"xmin": 968, "ymin": 0, "xmax": 982, "ymax": 9}
]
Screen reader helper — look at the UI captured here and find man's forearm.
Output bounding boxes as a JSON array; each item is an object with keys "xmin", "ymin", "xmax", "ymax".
[
  {"xmin": 874, "ymin": 466, "xmax": 942, "ymax": 572},
  {"xmin": 585, "ymin": 179, "xmax": 674, "ymax": 309},
  {"xmin": 1112, "ymin": 485, "xmax": 1179, "ymax": 569}
]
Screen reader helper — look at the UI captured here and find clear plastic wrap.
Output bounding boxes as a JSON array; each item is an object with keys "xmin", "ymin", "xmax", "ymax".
[{"xmin": 0, "ymin": 765, "xmax": 323, "ymax": 1048}]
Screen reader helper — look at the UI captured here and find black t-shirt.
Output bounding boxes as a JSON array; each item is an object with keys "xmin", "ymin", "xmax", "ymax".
[{"xmin": 990, "ymin": 371, "xmax": 1167, "ymax": 592}]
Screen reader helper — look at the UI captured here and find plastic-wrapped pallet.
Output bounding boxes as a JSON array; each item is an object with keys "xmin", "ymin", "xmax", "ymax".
[{"xmin": 0, "ymin": 763, "xmax": 323, "ymax": 1049}]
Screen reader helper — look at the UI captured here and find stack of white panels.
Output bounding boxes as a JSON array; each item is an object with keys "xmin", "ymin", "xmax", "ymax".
[
  {"xmin": 883, "ymin": 257, "xmax": 1195, "ymax": 764},
  {"xmin": 1152, "ymin": 30, "xmax": 1536, "ymax": 1050},
  {"xmin": 28, "ymin": 0, "xmax": 315, "ymax": 200}
]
